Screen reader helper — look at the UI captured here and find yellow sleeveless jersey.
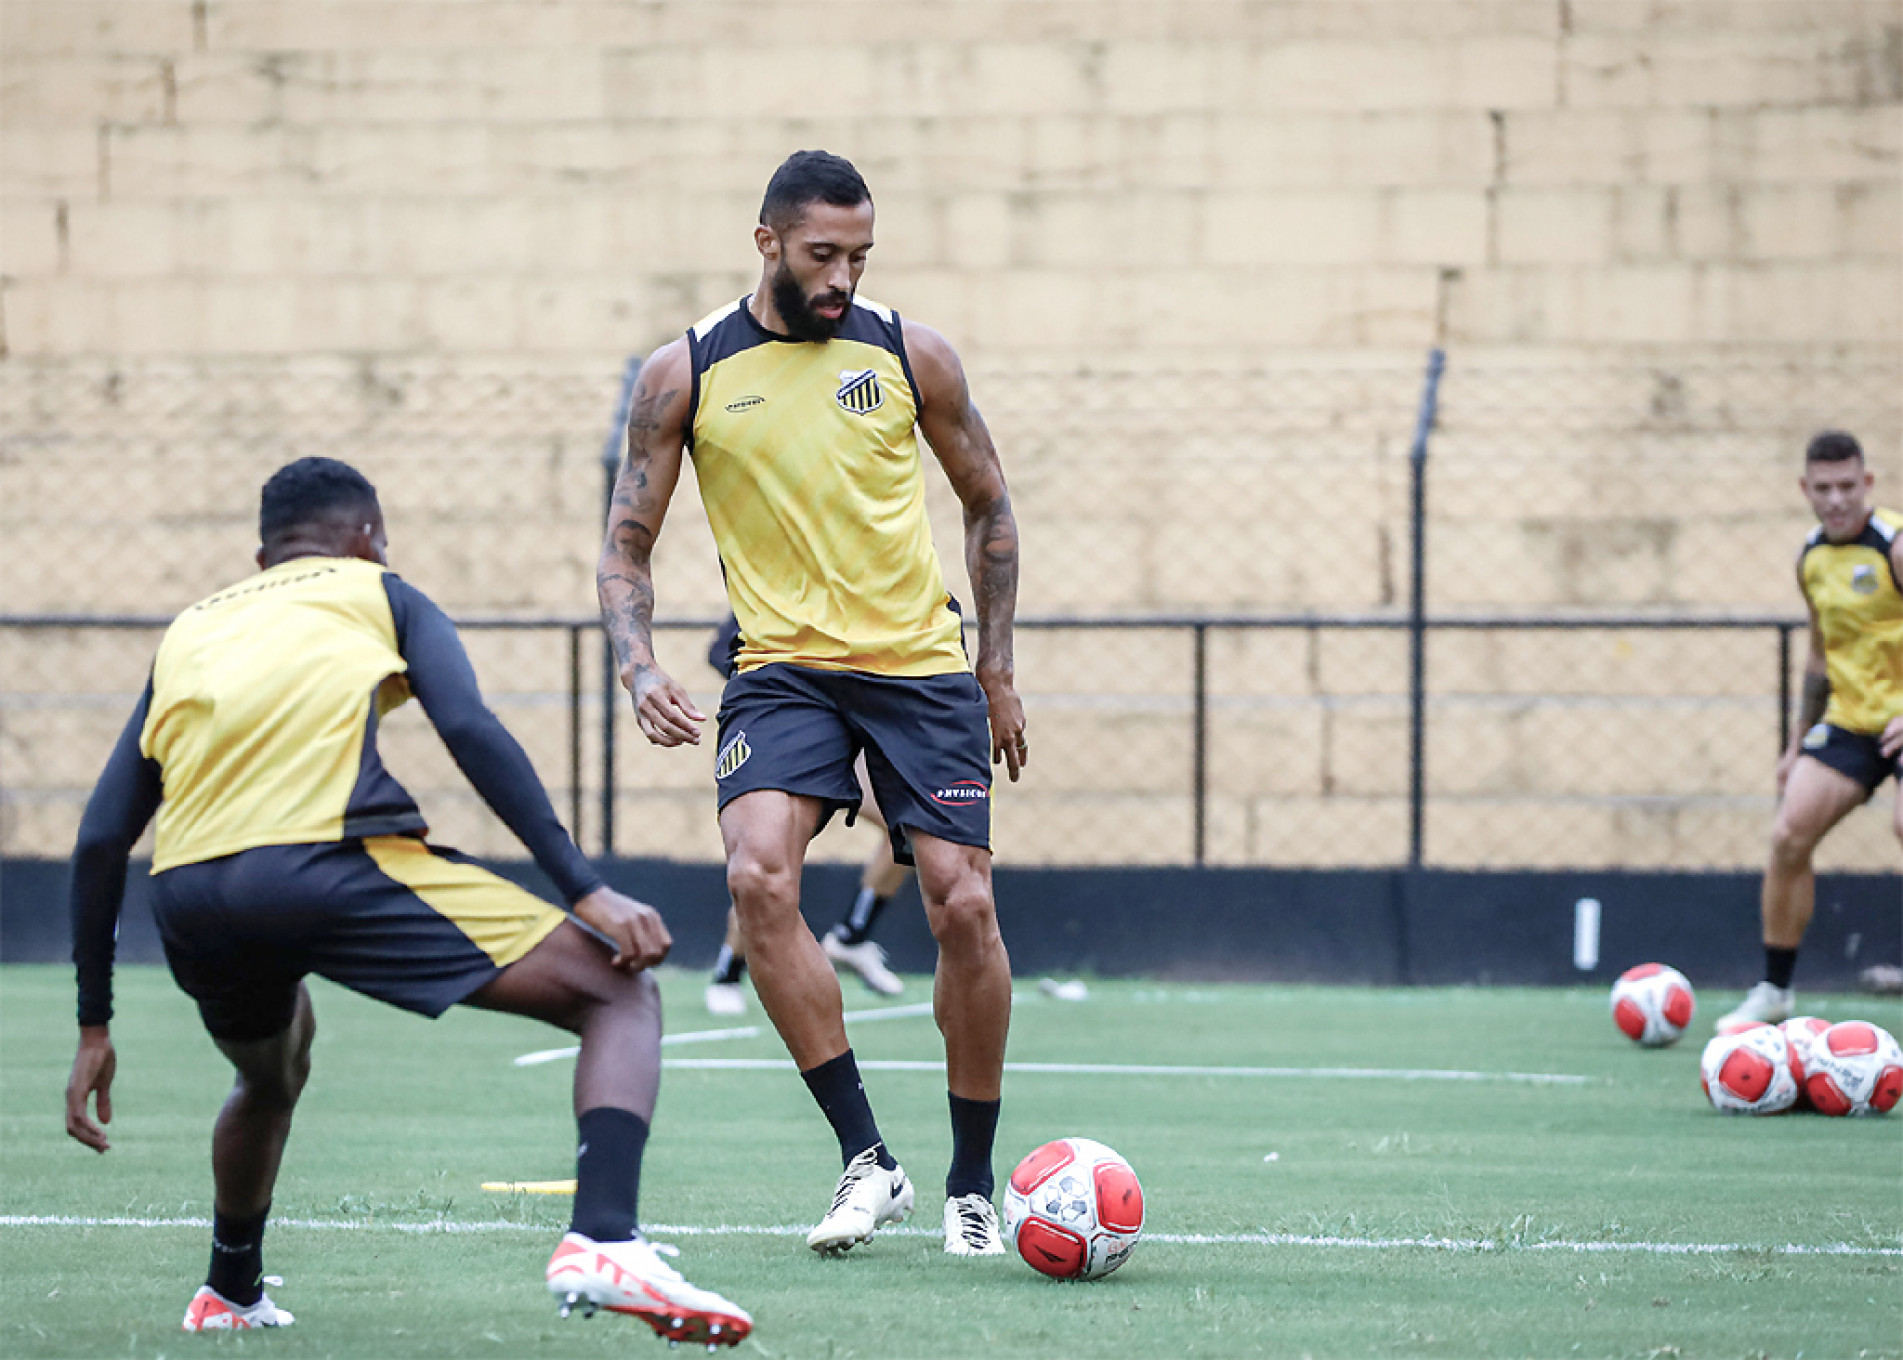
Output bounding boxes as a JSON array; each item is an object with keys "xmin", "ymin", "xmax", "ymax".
[
  {"xmin": 1800, "ymin": 507, "xmax": 1903, "ymax": 735},
  {"xmin": 142, "ymin": 557, "xmax": 420, "ymax": 870},
  {"xmin": 685, "ymin": 295, "xmax": 967, "ymax": 677}
]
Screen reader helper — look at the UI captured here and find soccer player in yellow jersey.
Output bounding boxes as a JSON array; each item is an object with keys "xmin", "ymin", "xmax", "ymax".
[
  {"xmin": 1717, "ymin": 432, "xmax": 1903, "ymax": 1032},
  {"xmin": 597, "ymin": 151, "xmax": 1025, "ymax": 1258},
  {"xmin": 64, "ymin": 458, "xmax": 750, "ymax": 1345}
]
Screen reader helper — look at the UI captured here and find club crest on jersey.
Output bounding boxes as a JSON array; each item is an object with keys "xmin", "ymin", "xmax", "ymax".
[
  {"xmin": 715, "ymin": 730, "xmax": 752, "ymax": 780},
  {"xmin": 835, "ymin": 369, "xmax": 883, "ymax": 415},
  {"xmin": 1851, "ymin": 564, "xmax": 1878, "ymax": 595}
]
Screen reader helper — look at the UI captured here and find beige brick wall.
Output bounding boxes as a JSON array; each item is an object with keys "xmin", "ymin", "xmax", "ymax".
[{"xmin": 3, "ymin": 1, "xmax": 1899, "ymax": 869}]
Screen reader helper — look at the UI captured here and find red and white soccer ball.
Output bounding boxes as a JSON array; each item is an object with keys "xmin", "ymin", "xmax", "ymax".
[
  {"xmin": 1699, "ymin": 1024, "xmax": 1799, "ymax": 1115},
  {"xmin": 1609, "ymin": 963, "xmax": 1696, "ymax": 1047},
  {"xmin": 1001, "ymin": 1137, "xmax": 1144, "ymax": 1281},
  {"xmin": 1778, "ymin": 1016, "xmax": 1832, "ymax": 1106},
  {"xmin": 1801, "ymin": 1021, "xmax": 1903, "ymax": 1117}
]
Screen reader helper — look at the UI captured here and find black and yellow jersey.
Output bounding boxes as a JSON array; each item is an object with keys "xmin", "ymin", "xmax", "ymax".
[
  {"xmin": 685, "ymin": 295, "xmax": 967, "ymax": 678},
  {"xmin": 1801, "ymin": 508, "xmax": 1903, "ymax": 735},
  {"xmin": 70, "ymin": 557, "xmax": 598, "ymax": 1025}
]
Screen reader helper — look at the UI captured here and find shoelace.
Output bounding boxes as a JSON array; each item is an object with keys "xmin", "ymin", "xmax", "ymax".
[
  {"xmin": 827, "ymin": 1152, "xmax": 881, "ymax": 1213},
  {"xmin": 953, "ymin": 1199, "xmax": 995, "ymax": 1245}
]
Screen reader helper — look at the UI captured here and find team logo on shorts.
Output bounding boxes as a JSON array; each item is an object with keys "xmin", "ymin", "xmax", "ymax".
[
  {"xmin": 930, "ymin": 780, "xmax": 990, "ymax": 808},
  {"xmin": 715, "ymin": 730, "xmax": 752, "ymax": 780},
  {"xmin": 835, "ymin": 369, "xmax": 883, "ymax": 415},
  {"xmin": 1851, "ymin": 564, "xmax": 1878, "ymax": 595},
  {"xmin": 1802, "ymin": 722, "xmax": 1829, "ymax": 750}
]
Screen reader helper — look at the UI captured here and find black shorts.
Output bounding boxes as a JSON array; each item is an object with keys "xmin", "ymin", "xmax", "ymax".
[
  {"xmin": 713, "ymin": 663, "xmax": 993, "ymax": 865},
  {"xmin": 1800, "ymin": 722, "xmax": 1902, "ymax": 795},
  {"xmin": 152, "ymin": 836, "xmax": 566, "ymax": 1043}
]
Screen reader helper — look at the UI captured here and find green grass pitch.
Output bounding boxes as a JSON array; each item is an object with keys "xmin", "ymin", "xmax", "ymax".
[{"xmin": 2, "ymin": 963, "xmax": 1899, "ymax": 1359}]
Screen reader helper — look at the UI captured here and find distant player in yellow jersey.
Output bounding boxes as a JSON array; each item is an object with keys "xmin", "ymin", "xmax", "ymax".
[
  {"xmin": 597, "ymin": 151, "xmax": 1025, "ymax": 1259},
  {"xmin": 64, "ymin": 458, "xmax": 750, "ymax": 1344},
  {"xmin": 1717, "ymin": 432, "xmax": 1903, "ymax": 1033}
]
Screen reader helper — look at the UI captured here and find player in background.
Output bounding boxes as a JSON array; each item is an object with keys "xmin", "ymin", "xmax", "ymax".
[
  {"xmin": 704, "ymin": 615, "xmax": 908, "ymax": 1015},
  {"xmin": 63, "ymin": 458, "xmax": 749, "ymax": 1346},
  {"xmin": 598, "ymin": 150, "xmax": 1025, "ymax": 1259},
  {"xmin": 1717, "ymin": 432, "xmax": 1903, "ymax": 1033}
]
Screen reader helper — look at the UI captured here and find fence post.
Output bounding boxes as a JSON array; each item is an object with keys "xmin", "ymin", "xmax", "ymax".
[
  {"xmin": 1192, "ymin": 623, "xmax": 1208, "ymax": 866},
  {"xmin": 1777, "ymin": 622, "xmax": 1793, "ymax": 754},
  {"xmin": 598, "ymin": 355, "xmax": 643, "ymax": 858},
  {"xmin": 568, "ymin": 624, "xmax": 584, "ymax": 845},
  {"xmin": 1407, "ymin": 348, "xmax": 1446, "ymax": 870}
]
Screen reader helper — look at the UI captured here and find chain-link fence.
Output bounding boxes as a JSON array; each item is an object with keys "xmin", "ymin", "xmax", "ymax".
[{"xmin": 4, "ymin": 350, "xmax": 1899, "ymax": 870}]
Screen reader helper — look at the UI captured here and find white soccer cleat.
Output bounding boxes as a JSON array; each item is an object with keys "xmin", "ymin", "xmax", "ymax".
[
  {"xmin": 181, "ymin": 1285, "xmax": 294, "ymax": 1332},
  {"xmin": 943, "ymin": 1193, "xmax": 1006, "ymax": 1257},
  {"xmin": 545, "ymin": 1232, "xmax": 751, "ymax": 1348},
  {"xmin": 823, "ymin": 934, "xmax": 904, "ymax": 997},
  {"xmin": 704, "ymin": 980, "xmax": 747, "ymax": 1017},
  {"xmin": 1715, "ymin": 981, "xmax": 1794, "ymax": 1034},
  {"xmin": 806, "ymin": 1146, "xmax": 914, "ymax": 1255}
]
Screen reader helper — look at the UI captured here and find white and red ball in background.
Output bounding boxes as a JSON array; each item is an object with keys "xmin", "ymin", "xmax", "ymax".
[
  {"xmin": 1699, "ymin": 1024, "xmax": 1799, "ymax": 1115},
  {"xmin": 1609, "ymin": 964, "xmax": 1696, "ymax": 1047},
  {"xmin": 1777, "ymin": 1016, "xmax": 1831, "ymax": 1107},
  {"xmin": 1801, "ymin": 1021, "xmax": 1903, "ymax": 1117},
  {"xmin": 1001, "ymin": 1137, "xmax": 1144, "ymax": 1281}
]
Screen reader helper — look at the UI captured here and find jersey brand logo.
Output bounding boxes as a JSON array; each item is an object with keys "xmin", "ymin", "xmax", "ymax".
[
  {"xmin": 930, "ymin": 780, "xmax": 989, "ymax": 807},
  {"xmin": 1851, "ymin": 564, "xmax": 1878, "ymax": 595},
  {"xmin": 715, "ymin": 730, "xmax": 752, "ymax": 780},
  {"xmin": 724, "ymin": 395, "xmax": 765, "ymax": 413},
  {"xmin": 835, "ymin": 369, "xmax": 883, "ymax": 415}
]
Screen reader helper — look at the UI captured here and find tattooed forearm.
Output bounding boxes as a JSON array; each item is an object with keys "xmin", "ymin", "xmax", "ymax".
[
  {"xmin": 964, "ymin": 491, "xmax": 1019, "ymax": 677},
  {"xmin": 597, "ymin": 461, "xmax": 661, "ymax": 676}
]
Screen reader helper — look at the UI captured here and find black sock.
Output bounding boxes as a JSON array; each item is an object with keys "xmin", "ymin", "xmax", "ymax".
[
  {"xmin": 1765, "ymin": 947, "xmax": 1798, "ymax": 990},
  {"xmin": 946, "ymin": 1093, "xmax": 1001, "ymax": 1200},
  {"xmin": 832, "ymin": 887, "xmax": 890, "ymax": 947},
  {"xmin": 207, "ymin": 1205, "xmax": 269, "ymax": 1306},
  {"xmin": 800, "ymin": 1050, "xmax": 894, "ymax": 1169},
  {"xmin": 711, "ymin": 944, "xmax": 746, "ymax": 985},
  {"xmin": 570, "ymin": 1107, "xmax": 649, "ymax": 1242}
]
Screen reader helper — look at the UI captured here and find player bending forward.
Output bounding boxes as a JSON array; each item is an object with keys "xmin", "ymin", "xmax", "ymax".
[
  {"xmin": 63, "ymin": 458, "xmax": 750, "ymax": 1346},
  {"xmin": 598, "ymin": 150, "xmax": 1027, "ymax": 1258},
  {"xmin": 1717, "ymin": 431, "xmax": 1903, "ymax": 1032}
]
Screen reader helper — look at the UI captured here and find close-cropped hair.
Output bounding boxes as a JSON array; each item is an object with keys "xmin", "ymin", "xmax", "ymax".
[
  {"xmin": 760, "ymin": 150, "xmax": 872, "ymax": 233},
  {"xmin": 259, "ymin": 457, "xmax": 381, "ymax": 542},
  {"xmin": 1805, "ymin": 431, "xmax": 1864, "ymax": 465}
]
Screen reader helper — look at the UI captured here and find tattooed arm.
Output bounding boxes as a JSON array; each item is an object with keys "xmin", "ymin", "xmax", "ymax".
[
  {"xmin": 596, "ymin": 339, "xmax": 703, "ymax": 747},
  {"xmin": 909, "ymin": 321, "xmax": 1027, "ymax": 782}
]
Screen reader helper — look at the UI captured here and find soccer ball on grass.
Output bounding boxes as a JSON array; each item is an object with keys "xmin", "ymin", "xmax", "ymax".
[
  {"xmin": 1001, "ymin": 1137, "xmax": 1143, "ymax": 1280},
  {"xmin": 1699, "ymin": 1024, "xmax": 1798, "ymax": 1115},
  {"xmin": 1777, "ymin": 1016, "xmax": 1831, "ymax": 1106},
  {"xmin": 1609, "ymin": 963, "xmax": 1696, "ymax": 1047},
  {"xmin": 1801, "ymin": 1021, "xmax": 1903, "ymax": 1117}
]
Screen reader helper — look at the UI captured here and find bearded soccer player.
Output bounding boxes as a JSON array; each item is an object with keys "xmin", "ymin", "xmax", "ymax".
[
  {"xmin": 597, "ymin": 150, "xmax": 1025, "ymax": 1258},
  {"xmin": 1717, "ymin": 431, "xmax": 1903, "ymax": 1033},
  {"xmin": 64, "ymin": 458, "xmax": 749, "ymax": 1344}
]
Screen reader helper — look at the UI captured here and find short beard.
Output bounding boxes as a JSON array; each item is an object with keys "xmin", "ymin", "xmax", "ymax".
[{"xmin": 770, "ymin": 263, "xmax": 848, "ymax": 342}]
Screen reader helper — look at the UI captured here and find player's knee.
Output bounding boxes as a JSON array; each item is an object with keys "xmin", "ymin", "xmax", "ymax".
[
  {"xmin": 727, "ymin": 851, "xmax": 798, "ymax": 920},
  {"xmin": 1768, "ymin": 817, "xmax": 1819, "ymax": 868},
  {"xmin": 924, "ymin": 877, "xmax": 999, "ymax": 954}
]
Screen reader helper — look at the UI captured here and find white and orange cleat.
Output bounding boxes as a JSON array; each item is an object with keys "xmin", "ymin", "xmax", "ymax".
[
  {"xmin": 181, "ymin": 1285, "xmax": 294, "ymax": 1332},
  {"xmin": 545, "ymin": 1232, "xmax": 751, "ymax": 1348}
]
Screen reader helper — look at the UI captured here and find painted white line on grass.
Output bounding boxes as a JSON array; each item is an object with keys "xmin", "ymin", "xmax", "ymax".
[
  {"xmin": 661, "ymin": 1057, "xmax": 1592, "ymax": 1085},
  {"xmin": 3, "ymin": 1215, "xmax": 1894, "ymax": 1259},
  {"xmin": 513, "ymin": 1001, "xmax": 938, "ymax": 1067}
]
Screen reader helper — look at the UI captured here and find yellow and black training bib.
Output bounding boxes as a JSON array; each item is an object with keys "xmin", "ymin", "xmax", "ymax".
[
  {"xmin": 1800, "ymin": 507, "xmax": 1903, "ymax": 735},
  {"xmin": 685, "ymin": 296, "xmax": 967, "ymax": 678}
]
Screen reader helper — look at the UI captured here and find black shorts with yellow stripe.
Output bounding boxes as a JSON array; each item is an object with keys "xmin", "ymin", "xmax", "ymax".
[
  {"xmin": 1801, "ymin": 722, "xmax": 1903, "ymax": 796},
  {"xmin": 152, "ymin": 835, "xmax": 566, "ymax": 1043}
]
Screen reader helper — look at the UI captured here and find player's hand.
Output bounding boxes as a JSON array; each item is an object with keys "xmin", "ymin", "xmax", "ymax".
[
  {"xmin": 1880, "ymin": 715, "xmax": 1903, "ymax": 761},
  {"xmin": 1775, "ymin": 746, "xmax": 1799, "ymax": 797},
  {"xmin": 627, "ymin": 663, "xmax": 703, "ymax": 747},
  {"xmin": 573, "ymin": 886, "xmax": 672, "ymax": 972},
  {"xmin": 978, "ymin": 667, "xmax": 1028, "ymax": 782},
  {"xmin": 65, "ymin": 1026, "xmax": 116, "ymax": 1153}
]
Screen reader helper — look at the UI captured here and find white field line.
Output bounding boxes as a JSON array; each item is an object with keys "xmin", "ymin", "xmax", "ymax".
[
  {"xmin": 512, "ymin": 1001, "xmax": 937, "ymax": 1067},
  {"xmin": 662, "ymin": 1057, "xmax": 1592, "ymax": 1085},
  {"xmin": 2, "ymin": 1214, "xmax": 1894, "ymax": 1259}
]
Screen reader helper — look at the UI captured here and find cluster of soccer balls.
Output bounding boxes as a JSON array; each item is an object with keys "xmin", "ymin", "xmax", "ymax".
[{"xmin": 1609, "ymin": 962, "xmax": 1903, "ymax": 1117}]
